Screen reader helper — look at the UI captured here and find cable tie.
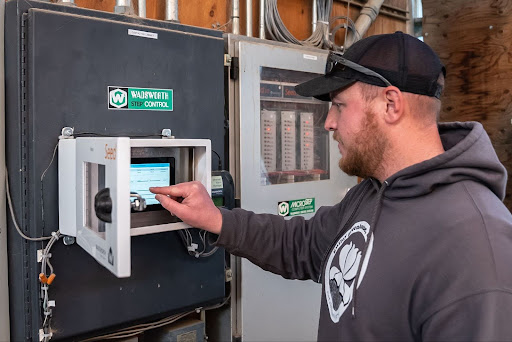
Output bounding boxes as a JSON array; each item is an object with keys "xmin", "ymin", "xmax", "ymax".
[
  {"xmin": 44, "ymin": 309, "xmax": 52, "ymax": 316},
  {"xmin": 317, "ymin": 20, "xmax": 329, "ymax": 25},
  {"xmin": 51, "ymin": 231, "xmax": 60, "ymax": 239},
  {"xmin": 187, "ymin": 243, "xmax": 198, "ymax": 252}
]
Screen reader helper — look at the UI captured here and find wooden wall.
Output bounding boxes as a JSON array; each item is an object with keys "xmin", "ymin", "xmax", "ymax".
[
  {"xmin": 70, "ymin": 0, "xmax": 407, "ymax": 44},
  {"xmin": 423, "ymin": 0, "xmax": 512, "ymax": 209}
]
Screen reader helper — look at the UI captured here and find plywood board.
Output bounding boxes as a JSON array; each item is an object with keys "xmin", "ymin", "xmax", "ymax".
[{"xmin": 423, "ymin": 0, "xmax": 512, "ymax": 209}]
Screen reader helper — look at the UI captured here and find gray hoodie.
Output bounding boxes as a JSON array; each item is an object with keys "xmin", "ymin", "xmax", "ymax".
[{"xmin": 217, "ymin": 121, "xmax": 512, "ymax": 341}]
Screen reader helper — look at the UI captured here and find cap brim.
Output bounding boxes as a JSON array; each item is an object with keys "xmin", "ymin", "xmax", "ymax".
[{"xmin": 295, "ymin": 75, "xmax": 357, "ymax": 101}]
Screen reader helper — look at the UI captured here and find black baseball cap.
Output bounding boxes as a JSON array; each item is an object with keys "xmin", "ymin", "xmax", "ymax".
[{"xmin": 295, "ymin": 31, "xmax": 446, "ymax": 101}]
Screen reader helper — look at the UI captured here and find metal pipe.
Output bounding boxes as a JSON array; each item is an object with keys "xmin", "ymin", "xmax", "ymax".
[
  {"xmin": 114, "ymin": 0, "xmax": 133, "ymax": 14},
  {"xmin": 165, "ymin": 0, "xmax": 179, "ymax": 21},
  {"xmin": 116, "ymin": 0, "xmax": 130, "ymax": 7},
  {"xmin": 246, "ymin": 0, "xmax": 253, "ymax": 37},
  {"xmin": 138, "ymin": 0, "xmax": 146, "ymax": 18},
  {"xmin": 345, "ymin": 0, "xmax": 385, "ymax": 48},
  {"xmin": 58, "ymin": 0, "xmax": 76, "ymax": 5},
  {"xmin": 259, "ymin": 0, "xmax": 265, "ymax": 39},
  {"xmin": 233, "ymin": 0, "xmax": 240, "ymax": 35},
  {"xmin": 0, "ymin": 0, "xmax": 10, "ymax": 341},
  {"xmin": 312, "ymin": 0, "xmax": 317, "ymax": 32}
]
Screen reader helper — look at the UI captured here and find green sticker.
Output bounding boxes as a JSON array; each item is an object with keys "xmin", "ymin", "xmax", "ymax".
[
  {"xmin": 108, "ymin": 86, "xmax": 173, "ymax": 111},
  {"xmin": 212, "ymin": 176, "xmax": 224, "ymax": 190},
  {"xmin": 278, "ymin": 198, "xmax": 315, "ymax": 216}
]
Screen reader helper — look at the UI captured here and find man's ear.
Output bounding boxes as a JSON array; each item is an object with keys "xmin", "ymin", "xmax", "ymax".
[{"xmin": 383, "ymin": 86, "xmax": 403, "ymax": 124}]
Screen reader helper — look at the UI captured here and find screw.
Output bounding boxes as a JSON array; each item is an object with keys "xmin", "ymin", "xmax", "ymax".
[
  {"xmin": 61, "ymin": 127, "xmax": 74, "ymax": 137},
  {"xmin": 63, "ymin": 236, "xmax": 75, "ymax": 245}
]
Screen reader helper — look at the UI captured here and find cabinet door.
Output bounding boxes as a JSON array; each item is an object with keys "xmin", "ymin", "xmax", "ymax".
[{"xmin": 76, "ymin": 137, "xmax": 131, "ymax": 277}]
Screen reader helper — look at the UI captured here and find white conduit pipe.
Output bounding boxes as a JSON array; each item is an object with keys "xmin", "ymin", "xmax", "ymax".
[
  {"xmin": 116, "ymin": 0, "xmax": 130, "ymax": 7},
  {"xmin": 233, "ymin": 0, "xmax": 240, "ymax": 35},
  {"xmin": 345, "ymin": 0, "xmax": 385, "ymax": 48},
  {"xmin": 312, "ymin": 0, "xmax": 317, "ymax": 32},
  {"xmin": 166, "ymin": 0, "xmax": 179, "ymax": 21},
  {"xmin": 138, "ymin": 0, "xmax": 146, "ymax": 17},
  {"xmin": 246, "ymin": 0, "xmax": 253, "ymax": 37},
  {"xmin": 259, "ymin": 0, "xmax": 265, "ymax": 38}
]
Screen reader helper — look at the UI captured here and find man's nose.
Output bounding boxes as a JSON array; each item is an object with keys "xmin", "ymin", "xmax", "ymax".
[{"xmin": 324, "ymin": 106, "xmax": 337, "ymax": 131}]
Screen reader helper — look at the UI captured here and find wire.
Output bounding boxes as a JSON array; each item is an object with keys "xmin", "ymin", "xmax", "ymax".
[
  {"xmin": 212, "ymin": 149, "xmax": 222, "ymax": 170},
  {"xmin": 328, "ymin": 15, "xmax": 356, "ymax": 52},
  {"xmin": 80, "ymin": 294, "xmax": 232, "ymax": 341},
  {"xmin": 177, "ymin": 229, "xmax": 219, "ymax": 258},
  {"xmin": 5, "ymin": 168, "xmax": 51, "ymax": 241},
  {"xmin": 213, "ymin": 18, "xmax": 233, "ymax": 32},
  {"xmin": 264, "ymin": 0, "xmax": 334, "ymax": 49},
  {"xmin": 40, "ymin": 141, "xmax": 59, "ymax": 232},
  {"xmin": 79, "ymin": 311, "xmax": 193, "ymax": 341},
  {"xmin": 39, "ymin": 230, "xmax": 61, "ymax": 342}
]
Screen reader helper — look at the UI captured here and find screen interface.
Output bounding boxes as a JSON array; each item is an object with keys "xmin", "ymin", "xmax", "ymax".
[{"xmin": 130, "ymin": 163, "xmax": 170, "ymax": 206}]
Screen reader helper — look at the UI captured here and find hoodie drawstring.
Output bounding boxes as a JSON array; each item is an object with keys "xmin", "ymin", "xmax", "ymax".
[{"xmin": 351, "ymin": 179, "xmax": 388, "ymax": 318}]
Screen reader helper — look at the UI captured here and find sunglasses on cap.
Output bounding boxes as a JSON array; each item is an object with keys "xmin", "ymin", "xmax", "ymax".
[{"xmin": 325, "ymin": 51, "xmax": 392, "ymax": 87}]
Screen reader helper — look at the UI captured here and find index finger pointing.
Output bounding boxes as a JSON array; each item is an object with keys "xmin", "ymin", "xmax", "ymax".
[{"xmin": 149, "ymin": 182, "xmax": 193, "ymax": 198}]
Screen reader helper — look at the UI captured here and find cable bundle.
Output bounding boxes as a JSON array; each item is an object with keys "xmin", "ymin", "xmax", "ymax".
[{"xmin": 264, "ymin": 0, "xmax": 333, "ymax": 49}]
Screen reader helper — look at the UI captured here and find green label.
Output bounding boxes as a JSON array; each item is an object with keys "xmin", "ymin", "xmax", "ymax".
[
  {"xmin": 108, "ymin": 86, "xmax": 173, "ymax": 111},
  {"xmin": 278, "ymin": 198, "xmax": 315, "ymax": 217}
]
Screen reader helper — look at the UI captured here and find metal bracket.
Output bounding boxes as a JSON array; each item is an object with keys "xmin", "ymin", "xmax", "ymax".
[
  {"xmin": 224, "ymin": 54, "xmax": 232, "ymax": 67},
  {"xmin": 161, "ymin": 129, "xmax": 174, "ymax": 139},
  {"xmin": 225, "ymin": 267, "xmax": 233, "ymax": 282}
]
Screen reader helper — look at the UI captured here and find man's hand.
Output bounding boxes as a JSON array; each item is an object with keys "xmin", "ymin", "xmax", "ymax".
[{"xmin": 150, "ymin": 181, "xmax": 223, "ymax": 235}]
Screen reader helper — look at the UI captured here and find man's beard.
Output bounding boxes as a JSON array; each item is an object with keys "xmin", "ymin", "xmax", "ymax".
[{"xmin": 334, "ymin": 110, "xmax": 388, "ymax": 179}]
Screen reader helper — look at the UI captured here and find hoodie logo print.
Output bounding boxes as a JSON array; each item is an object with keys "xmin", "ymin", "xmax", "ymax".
[{"xmin": 324, "ymin": 221, "xmax": 373, "ymax": 323}]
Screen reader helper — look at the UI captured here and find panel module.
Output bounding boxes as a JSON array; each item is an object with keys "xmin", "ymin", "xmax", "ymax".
[{"xmin": 59, "ymin": 135, "xmax": 211, "ymax": 277}]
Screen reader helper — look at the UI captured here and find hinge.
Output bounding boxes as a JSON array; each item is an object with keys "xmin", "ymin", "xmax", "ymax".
[
  {"xmin": 20, "ymin": 13, "xmax": 33, "ymax": 340},
  {"xmin": 230, "ymin": 57, "xmax": 239, "ymax": 81}
]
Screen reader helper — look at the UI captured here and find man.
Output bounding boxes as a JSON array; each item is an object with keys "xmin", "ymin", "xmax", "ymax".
[{"xmin": 151, "ymin": 32, "xmax": 512, "ymax": 340}]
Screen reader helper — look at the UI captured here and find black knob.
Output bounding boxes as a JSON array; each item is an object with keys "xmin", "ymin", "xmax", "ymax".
[{"xmin": 94, "ymin": 188, "xmax": 112, "ymax": 223}]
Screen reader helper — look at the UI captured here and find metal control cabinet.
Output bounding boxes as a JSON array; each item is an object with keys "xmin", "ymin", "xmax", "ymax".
[
  {"xmin": 5, "ymin": 1, "xmax": 226, "ymax": 340},
  {"xmin": 225, "ymin": 34, "xmax": 358, "ymax": 341}
]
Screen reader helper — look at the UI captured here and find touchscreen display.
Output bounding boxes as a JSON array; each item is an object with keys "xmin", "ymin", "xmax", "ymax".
[{"xmin": 130, "ymin": 163, "xmax": 170, "ymax": 206}]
